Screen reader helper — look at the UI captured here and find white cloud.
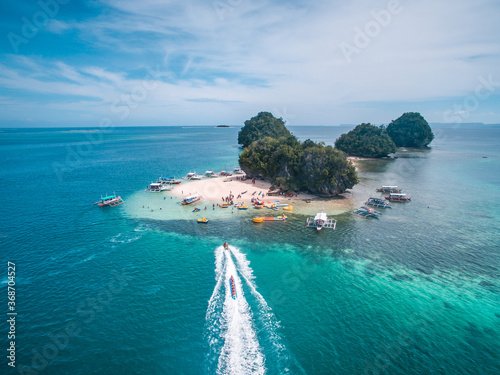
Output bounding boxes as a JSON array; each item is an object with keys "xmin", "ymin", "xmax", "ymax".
[{"xmin": 2, "ymin": 0, "xmax": 500, "ymax": 125}]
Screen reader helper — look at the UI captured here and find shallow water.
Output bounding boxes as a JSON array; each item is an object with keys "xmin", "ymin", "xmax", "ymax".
[{"xmin": 1, "ymin": 125, "xmax": 499, "ymax": 374}]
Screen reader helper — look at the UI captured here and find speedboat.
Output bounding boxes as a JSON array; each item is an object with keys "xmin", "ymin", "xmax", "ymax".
[
  {"xmin": 229, "ymin": 275, "xmax": 237, "ymax": 299},
  {"xmin": 93, "ymin": 194, "xmax": 125, "ymax": 207},
  {"xmin": 223, "ymin": 242, "xmax": 229, "ymax": 250},
  {"xmin": 193, "ymin": 207, "xmax": 201, "ymax": 212}
]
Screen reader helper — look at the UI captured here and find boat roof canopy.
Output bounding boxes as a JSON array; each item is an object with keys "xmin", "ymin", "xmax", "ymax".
[
  {"xmin": 185, "ymin": 194, "xmax": 199, "ymax": 200},
  {"xmin": 390, "ymin": 193, "xmax": 406, "ymax": 196},
  {"xmin": 314, "ymin": 212, "xmax": 328, "ymax": 221},
  {"xmin": 382, "ymin": 185, "xmax": 399, "ymax": 188},
  {"xmin": 101, "ymin": 195, "xmax": 116, "ymax": 200}
]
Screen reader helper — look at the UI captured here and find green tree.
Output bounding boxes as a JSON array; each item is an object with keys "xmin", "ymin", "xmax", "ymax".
[
  {"xmin": 238, "ymin": 112, "xmax": 292, "ymax": 147},
  {"xmin": 334, "ymin": 123, "xmax": 397, "ymax": 157},
  {"xmin": 239, "ymin": 136, "xmax": 358, "ymax": 196},
  {"xmin": 386, "ymin": 112, "xmax": 434, "ymax": 147}
]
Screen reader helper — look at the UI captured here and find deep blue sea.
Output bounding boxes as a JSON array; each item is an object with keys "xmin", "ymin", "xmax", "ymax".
[{"xmin": 1, "ymin": 125, "xmax": 499, "ymax": 375}]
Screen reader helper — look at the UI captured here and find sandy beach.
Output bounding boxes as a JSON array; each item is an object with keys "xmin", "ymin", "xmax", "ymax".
[{"xmin": 169, "ymin": 174, "xmax": 358, "ymax": 216}]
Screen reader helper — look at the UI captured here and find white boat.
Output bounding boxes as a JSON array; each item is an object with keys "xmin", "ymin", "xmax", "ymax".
[
  {"xmin": 186, "ymin": 172, "xmax": 203, "ymax": 180},
  {"xmin": 234, "ymin": 168, "xmax": 244, "ymax": 174},
  {"xmin": 181, "ymin": 194, "xmax": 201, "ymax": 205},
  {"xmin": 205, "ymin": 171, "xmax": 217, "ymax": 177},
  {"xmin": 306, "ymin": 211, "xmax": 336, "ymax": 231},
  {"xmin": 146, "ymin": 182, "xmax": 172, "ymax": 192}
]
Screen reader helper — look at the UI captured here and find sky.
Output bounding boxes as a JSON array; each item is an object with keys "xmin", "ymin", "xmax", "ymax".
[{"xmin": 1, "ymin": 0, "xmax": 500, "ymax": 127}]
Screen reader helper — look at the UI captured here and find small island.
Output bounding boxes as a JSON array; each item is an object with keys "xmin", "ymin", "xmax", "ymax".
[
  {"xmin": 216, "ymin": 125, "xmax": 231, "ymax": 128},
  {"xmin": 335, "ymin": 123, "xmax": 397, "ymax": 158},
  {"xmin": 238, "ymin": 112, "xmax": 358, "ymax": 197},
  {"xmin": 334, "ymin": 112, "xmax": 435, "ymax": 158}
]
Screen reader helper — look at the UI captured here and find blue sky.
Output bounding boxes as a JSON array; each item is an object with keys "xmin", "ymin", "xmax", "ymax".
[{"xmin": 1, "ymin": 0, "xmax": 500, "ymax": 127}]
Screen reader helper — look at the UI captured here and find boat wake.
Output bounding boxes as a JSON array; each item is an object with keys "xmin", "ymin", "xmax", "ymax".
[{"xmin": 204, "ymin": 245, "xmax": 299, "ymax": 375}]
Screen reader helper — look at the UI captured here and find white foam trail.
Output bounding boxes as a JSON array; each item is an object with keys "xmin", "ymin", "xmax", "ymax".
[
  {"xmin": 204, "ymin": 246, "xmax": 265, "ymax": 375},
  {"xmin": 217, "ymin": 250, "xmax": 265, "ymax": 375},
  {"xmin": 230, "ymin": 246, "xmax": 295, "ymax": 374}
]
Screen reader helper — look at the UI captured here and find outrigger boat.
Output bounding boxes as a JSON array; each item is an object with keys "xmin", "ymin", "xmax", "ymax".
[
  {"xmin": 365, "ymin": 197, "xmax": 391, "ymax": 208},
  {"xmin": 158, "ymin": 176, "xmax": 181, "ymax": 184},
  {"xmin": 181, "ymin": 194, "xmax": 201, "ymax": 205},
  {"xmin": 93, "ymin": 193, "xmax": 125, "ymax": 207},
  {"xmin": 306, "ymin": 211, "xmax": 336, "ymax": 231},
  {"xmin": 385, "ymin": 193, "xmax": 411, "ymax": 202},
  {"xmin": 223, "ymin": 242, "xmax": 229, "ymax": 250},
  {"xmin": 353, "ymin": 206, "xmax": 380, "ymax": 218},
  {"xmin": 376, "ymin": 186, "xmax": 402, "ymax": 193},
  {"xmin": 229, "ymin": 275, "xmax": 237, "ymax": 299},
  {"xmin": 253, "ymin": 215, "xmax": 287, "ymax": 223},
  {"xmin": 186, "ymin": 172, "xmax": 203, "ymax": 180},
  {"xmin": 147, "ymin": 182, "xmax": 172, "ymax": 192}
]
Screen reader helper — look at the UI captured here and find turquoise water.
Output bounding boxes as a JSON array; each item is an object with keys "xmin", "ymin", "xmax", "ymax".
[{"xmin": 1, "ymin": 125, "xmax": 499, "ymax": 374}]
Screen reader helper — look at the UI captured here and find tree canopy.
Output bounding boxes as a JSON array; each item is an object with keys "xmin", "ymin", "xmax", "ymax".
[
  {"xmin": 386, "ymin": 112, "xmax": 434, "ymax": 147},
  {"xmin": 239, "ymin": 135, "xmax": 358, "ymax": 196},
  {"xmin": 334, "ymin": 123, "xmax": 397, "ymax": 158},
  {"xmin": 238, "ymin": 112, "xmax": 292, "ymax": 147}
]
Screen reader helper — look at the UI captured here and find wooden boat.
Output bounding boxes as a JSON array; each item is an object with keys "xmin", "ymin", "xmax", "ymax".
[
  {"xmin": 229, "ymin": 275, "xmax": 237, "ymax": 299},
  {"xmin": 181, "ymin": 194, "xmax": 201, "ymax": 205},
  {"xmin": 385, "ymin": 193, "xmax": 411, "ymax": 202},
  {"xmin": 197, "ymin": 217, "xmax": 208, "ymax": 224},
  {"xmin": 376, "ymin": 186, "xmax": 402, "ymax": 193},
  {"xmin": 158, "ymin": 176, "xmax": 181, "ymax": 184},
  {"xmin": 147, "ymin": 182, "xmax": 172, "ymax": 192},
  {"xmin": 253, "ymin": 215, "xmax": 287, "ymax": 223},
  {"xmin": 306, "ymin": 211, "xmax": 336, "ymax": 231},
  {"xmin": 365, "ymin": 197, "xmax": 391, "ymax": 208},
  {"xmin": 93, "ymin": 194, "xmax": 125, "ymax": 207},
  {"xmin": 353, "ymin": 206, "xmax": 380, "ymax": 218},
  {"xmin": 186, "ymin": 172, "xmax": 203, "ymax": 180}
]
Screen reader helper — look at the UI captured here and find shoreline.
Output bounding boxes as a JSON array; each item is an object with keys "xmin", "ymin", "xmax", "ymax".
[{"xmin": 168, "ymin": 175, "xmax": 357, "ymax": 216}]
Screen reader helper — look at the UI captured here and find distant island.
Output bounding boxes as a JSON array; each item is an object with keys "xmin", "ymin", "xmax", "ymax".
[
  {"xmin": 216, "ymin": 125, "xmax": 231, "ymax": 128},
  {"xmin": 335, "ymin": 112, "xmax": 434, "ymax": 158},
  {"xmin": 238, "ymin": 112, "xmax": 358, "ymax": 197}
]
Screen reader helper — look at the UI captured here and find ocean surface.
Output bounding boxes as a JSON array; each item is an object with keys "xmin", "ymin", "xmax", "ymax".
[{"xmin": 1, "ymin": 125, "xmax": 499, "ymax": 375}]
